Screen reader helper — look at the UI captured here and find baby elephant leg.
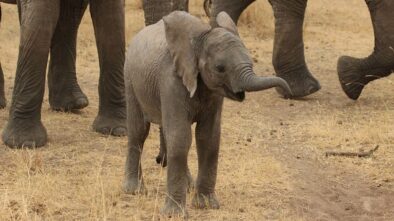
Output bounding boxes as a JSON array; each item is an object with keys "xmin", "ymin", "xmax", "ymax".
[
  {"xmin": 124, "ymin": 89, "xmax": 150, "ymax": 195},
  {"xmin": 192, "ymin": 108, "xmax": 222, "ymax": 210},
  {"xmin": 160, "ymin": 120, "xmax": 192, "ymax": 218},
  {"xmin": 156, "ymin": 127, "xmax": 195, "ymax": 191}
]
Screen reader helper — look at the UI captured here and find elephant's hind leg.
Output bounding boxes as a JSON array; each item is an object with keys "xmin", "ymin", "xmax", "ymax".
[
  {"xmin": 337, "ymin": 0, "xmax": 394, "ymax": 100},
  {"xmin": 48, "ymin": 0, "xmax": 89, "ymax": 112},
  {"xmin": 2, "ymin": 0, "xmax": 60, "ymax": 148},
  {"xmin": 0, "ymin": 63, "xmax": 6, "ymax": 109},
  {"xmin": 90, "ymin": 0, "xmax": 126, "ymax": 137},
  {"xmin": 124, "ymin": 87, "xmax": 149, "ymax": 195}
]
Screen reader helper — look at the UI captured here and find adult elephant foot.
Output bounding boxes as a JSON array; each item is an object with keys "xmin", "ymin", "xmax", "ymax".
[
  {"xmin": 48, "ymin": 0, "xmax": 88, "ymax": 112},
  {"xmin": 337, "ymin": 0, "xmax": 394, "ymax": 100},
  {"xmin": 191, "ymin": 192, "xmax": 220, "ymax": 209},
  {"xmin": 276, "ymin": 68, "xmax": 321, "ymax": 98},
  {"xmin": 123, "ymin": 177, "xmax": 147, "ymax": 195},
  {"xmin": 49, "ymin": 81, "xmax": 89, "ymax": 112},
  {"xmin": 2, "ymin": 118, "xmax": 47, "ymax": 148},
  {"xmin": 160, "ymin": 198, "xmax": 188, "ymax": 219},
  {"xmin": 92, "ymin": 113, "xmax": 126, "ymax": 136},
  {"xmin": 269, "ymin": 0, "xmax": 321, "ymax": 99},
  {"xmin": 337, "ymin": 54, "xmax": 393, "ymax": 100}
]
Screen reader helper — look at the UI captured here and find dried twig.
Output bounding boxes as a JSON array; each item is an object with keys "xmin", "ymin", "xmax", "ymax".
[{"xmin": 325, "ymin": 145, "xmax": 380, "ymax": 158}]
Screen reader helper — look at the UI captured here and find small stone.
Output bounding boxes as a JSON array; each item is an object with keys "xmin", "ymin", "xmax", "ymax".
[
  {"xmin": 289, "ymin": 103, "xmax": 294, "ymax": 106},
  {"xmin": 337, "ymin": 120, "xmax": 343, "ymax": 125},
  {"xmin": 246, "ymin": 138, "xmax": 252, "ymax": 142},
  {"xmin": 239, "ymin": 208, "xmax": 245, "ymax": 213}
]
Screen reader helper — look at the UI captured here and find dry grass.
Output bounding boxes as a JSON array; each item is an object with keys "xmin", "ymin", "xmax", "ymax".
[{"xmin": 1, "ymin": 0, "xmax": 394, "ymax": 220}]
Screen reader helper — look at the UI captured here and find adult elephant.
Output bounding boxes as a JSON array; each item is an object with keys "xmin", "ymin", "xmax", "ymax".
[
  {"xmin": 204, "ymin": 0, "xmax": 394, "ymax": 100},
  {"xmin": 2, "ymin": 0, "xmax": 127, "ymax": 148},
  {"xmin": 0, "ymin": 2, "xmax": 11, "ymax": 109}
]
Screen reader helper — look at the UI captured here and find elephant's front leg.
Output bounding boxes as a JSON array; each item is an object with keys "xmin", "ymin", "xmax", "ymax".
[
  {"xmin": 269, "ymin": 0, "xmax": 320, "ymax": 98},
  {"xmin": 2, "ymin": 0, "xmax": 60, "ymax": 148},
  {"xmin": 156, "ymin": 127, "xmax": 195, "ymax": 191},
  {"xmin": 0, "ymin": 63, "xmax": 6, "ymax": 109},
  {"xmin": 191, "ymin": 103, "xmax": 222, "ymax": 210},
  {"xmin": 161, "ymin": 116, "xmax": 192, "ymax": 218},
  {"xmin": 48, "ymin": 0, "xmax": 89, "ymax": 112},
  {"xmin": 89, "ymin": 0, "xmax": 126, "ymax": 136}
]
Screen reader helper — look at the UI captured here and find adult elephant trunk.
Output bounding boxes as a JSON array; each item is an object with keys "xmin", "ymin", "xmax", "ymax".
[
  {"xmin": 237, "ymin": 70, "xmax": 292, "ymax": 96},
  {"xmin": 143, "ymin": 0, "xmax": 189, "ymax": 26},
  {"xmin": 206, "ymin": 0, "xmax": 255, "ymax": 26},
  {"xmin": 269, "ymin": 0, "xmax": 320, "ymax": 98}
]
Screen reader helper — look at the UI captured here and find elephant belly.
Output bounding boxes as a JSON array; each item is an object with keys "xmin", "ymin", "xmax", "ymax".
[{"xmin": 132, "ymin": 73, "xmax": 162, "ymax": 125}]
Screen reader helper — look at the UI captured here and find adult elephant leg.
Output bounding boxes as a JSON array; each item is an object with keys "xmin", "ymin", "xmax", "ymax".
[
  {"xmin": 0, "ymin": 6, "xmax": 6, "ymax": 109},
  {"xmin": 338, "ymin": 0, "xmax": 394, "ymax": 100},
  {"xmin": 48, "ymin": 0, "xmax": 89, "ymax": 112},
  {"xmin": 90, "ymin": 0, "xmax": 126, "ymax": 136},
  {"xmin": 2, "ymin": 0, "xmax": 60, "ymax": 148},
  {"xmin": 0, "ymin": 63, "xmax": 5, "ymax": 109},
  {"xmin": 142, "ymin": 0, "xmax": 188, "ymax": 26},
  {"xmin": 270, "ymin": 0, "xmax": 320, "ymax": 98},
  {"xmin": 206, "ymin": 0, "xmax": 255, "ymax": 26}
]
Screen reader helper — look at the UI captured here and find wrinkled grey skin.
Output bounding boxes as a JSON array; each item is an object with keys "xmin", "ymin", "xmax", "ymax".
[
  {"xmin": 205, "ymin": 0, "xmax": 394, "ymax": 100},
  {"xmin": 338, "ymin": 0, "xmax": 394, "ymax": 100},
  {"xmin": 123, "ymin": 11, "xmax": 291, "ymax": 218},
  {"xmin": 0, "ymin": 0, "xmax": 87, "ymax": 111},
  {"xmin": 2, "ymin": 0, "xmax": 126, "ymax": 148},
  {"xmin": 143, "ymin": 0, "xmax": 189, "ymax": 26}
]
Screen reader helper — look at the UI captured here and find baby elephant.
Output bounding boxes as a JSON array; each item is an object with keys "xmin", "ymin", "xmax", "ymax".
[{"xmin": 123, "ymin": 11, "xmax": 291, "ymax": 217}]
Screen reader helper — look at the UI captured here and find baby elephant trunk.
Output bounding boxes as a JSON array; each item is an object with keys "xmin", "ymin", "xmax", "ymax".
[{"xmin": 239, "ymin": 71, "xmax": 292, "ymax": 96}]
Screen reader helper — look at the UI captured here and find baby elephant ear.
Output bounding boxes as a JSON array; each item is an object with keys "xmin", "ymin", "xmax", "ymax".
[
  {"xmin": 216, "ymin": 12, "xmax": 239, "ymax": 36},
  {"xmin": 163, "ymin": 11, "xmax": 211, "ymax": 97}
]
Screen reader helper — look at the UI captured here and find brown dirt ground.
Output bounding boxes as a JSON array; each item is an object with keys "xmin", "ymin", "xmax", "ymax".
[{"xmin": 0, "ymin": 0, "xmax": 393, "ymax": 220}]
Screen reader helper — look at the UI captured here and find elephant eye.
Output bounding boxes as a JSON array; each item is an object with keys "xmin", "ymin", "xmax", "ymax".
[{"xmin": 216, "ymin": 64, "xmax": 226, "ymax": 73}]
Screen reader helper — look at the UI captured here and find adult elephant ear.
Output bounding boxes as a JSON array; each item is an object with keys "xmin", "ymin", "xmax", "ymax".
[
  {"xmin": 163, "ymin": 11, "xmax": 211, "ymax": 97},
  {"xmin": 216, "ymin": 12, "xmax": 239, "ymax": 36}
]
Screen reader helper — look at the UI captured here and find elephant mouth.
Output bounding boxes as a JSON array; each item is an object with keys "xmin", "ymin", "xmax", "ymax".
[{"xmin": 224, "ymin": 87, "xmax": 245, "ymax": 102}]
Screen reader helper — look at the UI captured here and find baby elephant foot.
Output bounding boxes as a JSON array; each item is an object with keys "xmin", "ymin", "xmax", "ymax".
[
  {"xmin": 276, "ymin": 69, "xmax": 321, "ymax": 99},
  {"xmin": 192, "ymin": 192, "xmax": 220, "ymax": 209},
  {"xmin": 123, "ymin": 178, "xmax": 147, "ymax": 195},
  {"xmin": 92, "ymin": 114, "xmax": 126, "ymax": 136},
  {"xmin": 2, "ymin": 118, "xmax": 47, "ymax": 148},
  {"xmin": 160, "ymin": 198, "xmax": 188, "ymax": 219},
  {"xmin": 50, "ymin": 84, "xmax": 89, "ymax": 112}
]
